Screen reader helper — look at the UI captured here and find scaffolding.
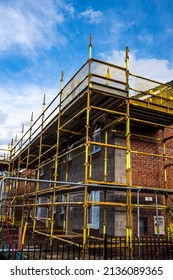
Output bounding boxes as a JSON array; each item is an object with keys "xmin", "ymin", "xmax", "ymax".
[{"xmin": 1, "ymin": 37, "xmax": 173, "ymax": 252}]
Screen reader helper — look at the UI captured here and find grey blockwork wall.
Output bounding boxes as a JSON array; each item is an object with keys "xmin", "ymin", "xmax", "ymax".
[{"xmin": 38, "ymin": 131, "xmax": 126, "ymax": 235}]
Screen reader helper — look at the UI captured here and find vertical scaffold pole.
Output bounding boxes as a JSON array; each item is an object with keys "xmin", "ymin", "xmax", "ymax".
[
  {"xmin": 162, "ymin": 130, "xmax": 168, "ymax": 190},
  {"xmin": 103, "ymin": 130, "xmax": 108, "ymax": 238},
  {"xmin": 8, "ymin": 142, "xmax": 12, "ymax": 177},
  {"xmin": 137, "ymin": 189, "xmax": 141, "ymax": 259},
  {"xmin": 161, "ymin": 129, "xmax": 170, "ymax": 239},
  {"xmin": 89, "ymin": 33, "xmax": 92, "ymax": 60},
  {"xmin": 64, "ymin": 141, "xmax": 69, "ymax": 234},
  {"xmin": 83, "ymin": 34, "xmax": 92, "ymax": 248},
  {"xmin": 89, "ymin": 137, "xmax": 92, "ymax": 179},
  {"xmin": 11, "ymin": 135, "xmax": 18, "ymax": 225},
  {"xmin": 16, "ymin": 125, "xmax": 24, "ymax": 226},
  {"xmin": 6, "ymin": 137, "xmax": 15, "ymax": 223},
  {"xmin": 11, "ymin": 134, "xmax": 17, "ymax": 177},
  {"xmin": 33, "ymin": 95, "xmax": 46, "ymax": 233},
  {"xmin": 17, "ymin": 125, "xmax": 25, "ymax": 185},
  {"xmin": 61, "ymin": 72, "xmax": 67, "ymax": 235},
  {"xmin": 155, "ymin": 192, "xmax": 161, "ymax": 257},
  {"xmin": 9, "ymin": 139, "xmax": 14, "ymax": 222},
  {"xmin": 50, "ymin": 71, "xmax": 64, "ymax": 243},
  {"xmin": 87, "ymin": 192, "xmax": 91, "ymax": 239},
  {"xmin": 125, "ymin": 46, "xmax": 132, "ymax": 255},
  {"xmin": 9, "ymin": 139, "xmax": 13, "ymax": 180},
  {"xmin": 21, "ymin": 112, "xmax": 33, "ymax": 227},
  {"xmin": 104, "ymin": 131, "xmax": 108, "ymax": 182}
]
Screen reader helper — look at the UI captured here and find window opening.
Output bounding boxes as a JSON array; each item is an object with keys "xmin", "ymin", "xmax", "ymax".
[
  {"xmin": 140, "ymin": 217, "xmax": 148, "ymax": 234},
  {"xmin": 90, "ymin": 191, "xmax": 100, "ymax": 229},
  {"xmin": 92, "ymin": 128, "xmax": 101, "ymax": 154}
]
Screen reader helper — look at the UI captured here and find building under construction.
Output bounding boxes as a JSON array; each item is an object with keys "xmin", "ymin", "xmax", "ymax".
[{"xmin": 0, "ymin": 38, "xmax": 173, "ymax": 257}]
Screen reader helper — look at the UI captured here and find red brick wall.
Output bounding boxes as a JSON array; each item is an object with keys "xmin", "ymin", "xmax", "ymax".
[{"xmin": 131, "ymin": 128, "xmax": 173, "ymax": 189}]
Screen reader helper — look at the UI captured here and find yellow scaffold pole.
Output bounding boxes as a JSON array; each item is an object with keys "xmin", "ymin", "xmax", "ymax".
[
  {"xmin": 125, "ymin": 46, "xmax": 133, "ymax": 256},
  {"xmin": 83, "ymin": 34, "xmax": 93, "ymax": 248}
]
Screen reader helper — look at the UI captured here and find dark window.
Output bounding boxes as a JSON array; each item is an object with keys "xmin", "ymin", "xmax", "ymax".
[{"xmin": 140, "ymin": 217, "xmax": 148, "ymax": 234}]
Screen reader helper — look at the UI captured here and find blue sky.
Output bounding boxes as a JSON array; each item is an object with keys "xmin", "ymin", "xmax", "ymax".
[{"xmin": 0, "ymin": 0, "xmax": 173, "ymax": 151}]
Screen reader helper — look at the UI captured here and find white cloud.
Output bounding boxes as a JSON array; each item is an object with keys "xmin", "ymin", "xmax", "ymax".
[
  {"xmin": 0, "ymin": 110, "xmax": 8, "ymax": 124},
  {"xmin": 65, "ymin": 3, "xmax": 75, "ymax": 16},
  {"xmin": 99, "ymin": 50, "xmax": 173, "ymax": 83},
  {"xmin": 0, "ymin": 85, "xmax": 58, "ymax": 149},
  {"xmin": 80, "ymin": 8, "xmax": 103, "ymax": 24},
  {"xmin": 0, "ymin": 0, "xmax": 66, "ymax": 55}
]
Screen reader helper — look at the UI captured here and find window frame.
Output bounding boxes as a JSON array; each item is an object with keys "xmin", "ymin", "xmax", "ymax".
[
  {"xmin": 90, "ymin": 190, "xmax": 100, "ymax": 229},
  {"xmin": 91, "ymin": 128, "xmax": 101, "ymax": 155}
]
